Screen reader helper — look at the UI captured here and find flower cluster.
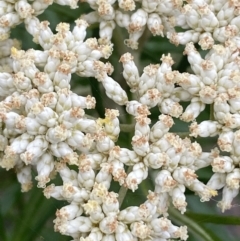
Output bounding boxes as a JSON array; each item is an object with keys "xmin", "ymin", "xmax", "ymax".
[{"xmin": 0, "ymin": 0, "xmax": 240, "ymax": 240}]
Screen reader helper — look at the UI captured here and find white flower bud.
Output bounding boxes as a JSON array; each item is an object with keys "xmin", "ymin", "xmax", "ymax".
[
  {"xmin": 79, "ymin": 153, "xmax": 107, "ymax": 169},
  {"xmin": 97, "ymin": 0, "xmax": 115, "ymax": 21},
  {"xmin": 159, "ymin": 98, "xmax": 183, "ymax": 118},
  {"xmin": 173, "ymin": 167, "xmax": 198, "ymax": 186},
  {"xmin": 155, "ymin": 170, "xmax": 177, "ymax": 193},
  {"xmin": 50, "ymin": 142, "xmax": 73, "ymax": 158},
  {"xmin": 150, "ymin": 216, "xmax": 174, "ymax": 238},
  {"xmin": 57, "ymin": 216, "xmax": 92, "ymax": 236},
  {"xmin": 24, "ymin": 16, "xmax": 40, "ymax": 42},
  {"xmin": 72, "ymin": 19, "xmax": 88, "ymax": 43},
  {"xmin": 35, "ymin": 152, "xmax": 54, "ymax": 188},
  {"xmin": 110, "ymin": 160, "xmax": 126, "ymax": 185},
  {"xmin": 150, "ymin": 114, "xmax": 174, "ymax": 142},
  {"xmin": 32, "ymin": 71, "xmax": 54, "ymax": 93},
  {"xmin": 4, "ymin": 111, "xmax": 26, "ymax": 134},
  {"xmin": 143, "ymin": 152, "xmax": 169, "ymax": 169},
  {"xmin": 179, "ymin": 147, "xmax": 200, "ymax": 167},
  {"xmin": 181, "ymin": 98, "xmax": 205, "ymax": 122},
  {"xmin": 171, "ymin": 87, "xmax": 192, "ymax": 102},
  {"xmin": 206, "ymin": 44, "xmax": 226, "ymax": 70},
  {"xmin": 216, "ymin": 2, "xmax": 235, "ymax": 25},
  {"xmin": 100, "ymin": 20, "xmax": 115, "ymax": 40},
  {"xmin": 4, "ymin": 133, "xmax": 34, "ymax": 159},
  {"xmin": 132, "ymin": 130, "xmax": 150, "ymax": 156},
  {"xmin": 0, "ymin": 12, "xmax": 20, "ymax": 28},
  {"xmin": 126, "ymin": 101, "xmax": 150, "ymax": 116},
  {"xmin": 212, "ymin": 156, "xmax": 234, "ymax": 173},
  {"xmin": 82, "ymin": 227, "xmax": 103, "ymax": 241},
  {"xmin": 200, "ymin": 60, "xmax": 218, "ymax": 85},
  {"xmin": 78, "ymin": 161, "xmax": 95, "ymax": 189},
  {"xmin": 139, "ymin": 88, "xmax": 162, "ymax": 108},
  {"xmin": 62, "ymin": 183, "xmax": 89, "ymax": 203},
  {"xmin": 157, "ymin": 0, "xmax": 182, "ymax": 15},
  {"xmin": 95, "ymin": 163, "xmax": 112, "ymax": 189},
  {"xmin": 217, "ymin": 130, "xmax": 234, "ymax": 152},
  {"xmin": 223, "ymin": 113, "xmax": 240, "ymax": 129},
  {"xmin": 213, "ymin": 93, "xmax": 230, "ymax": 123},
  {"xmin": 37, "ymin": 21, "xmax": 53, "ymax": 49},
  {"xmin": 228, "ymin": 88, "xmax": 240, "ymax": 113},
  {"xmin": 190, "ymin": 120, "xmax": 220, "ymax": 138},
  {"xmin": 108, "ymin": 146, "xmax": 140, "ymax": 165},
  {"xmin": 0, "ymin": 72, "xmax": 15, "ymax": 97},
  {"xmin": 30, "ymin": 103, "xmax": 58, "ymax": 127},
  {"xmin": 138, "ymin": 64, "xmax": 158, "ymax": 96},
  {"xmin": 116, "ymin": 222, "xmax": 137, "ymax": 241},
  {"xmin": 207, "ymin": 172, "xmax": 226, "ymax": 190},
  {"xmin": 56, "ymin": 204, "xmax": 83, "ymax": 221},
  {"xmin": 25, "ymin": 117, "xmax": 47, "ymax": 135},
  {"xmin": 126, "ymin": 162, "xmax": 148, "ymax": 191},
  {"xmin": 31, "ymin": 0, "xmax": 51, "ymax": 15},
  {"xmin": 129, "ymin": 9, "xmax": 148, "ymax": 33},
  {"xmin": 226, "ymin": 168, "xmax": 240, "ymax": 189},
  {"xmin": 96, "ymin": 131, "xmax": 115, "ymax": 153},
  {"xmin": 156, "ymin": 192, "xmax": 169, "ymax": 215},
  {"xmin": 198, "ymin": 32, "xmax": 214, "ymax": 50},
  {"xmin": 83, "ymin": 200, "xmax": 104, "ymax": 223},
  {"xmin": 193, "ymin": 149, "xmax": 219, "ymax": 170},
  {"xmin": 15, "ymin": 0, "xmax": 34, "ymax": 18},
  {"xmin": 130, "ymin": 221, "xmax": 151, "ymax": 239},
  {"xmin": 213, "ymin": 25, "xmax": 238, "ymax": 43},
  {"xmin": 99, "ymin": 216, "xmax": 118, "ymax": 234},
  {"xmin": 156, "ymin": 71, "xmax": 175, "ymax": 96},
  {"xmin": 0, "ymin": 1, "xmax": 14, "ymax": 16},
  {"xmin": 56, "ymin": 163, "xmax": 78, "ymax": 187},
  {"xmin": 44, "ymin": 49, "xmax": 61, "ymax": 78},
  {"xmin": 199, "ymin": 85, "xmax": 217, "ymax": 104},
  {"xmin": 189, "ymin": 179, "xmax": 217, "ymax": 202},
  {"xmin": 100, "ymin": 74, "xmax": 128, "ymax": 105},
  {"xmin": 20, "ymin": 136, "xmax": 48, "ymax": 165},
  {"xmin": 115, "ymin": 10, "xmax": 130, "ymax": 28},
  {"xmin": 16, "ymin": 165, "xmax": 33, "ymax": 192},
  {"xmin": 98, "ymin": 109, "xmax": 120, "ymax": 142},
  {"xmin": 170, "ymin": 185, "xmax": 187, "ymax": 214},
  {"xmin": 168, "ymin": 30, "xmax": 200, "ymax": 46},
  {"xmin": 90, "ymin": 182, "xmax": 108, "ymax": 204},
  {"xmin": 183, "ymin": 42, "xmax": 203, "ymax": 74},
  {"xmin": 118, "ymin": 206, "xmax": 141, "ymax": 223},
  {"xmin": 119, "ymin": 52, "xmax": 140, "ymax": 92},
  {"xmin": 102, "ymin": 191, "xmax": 119, "ymax": 215},
  {"xmin": 53, "ymin": 63, "xmax": 71, "ymax": 90},
  {"xmin": 147, "ymin": 13, "xmax": 164, "ymax": 36},
  {"xmin": 46, "ymin": 125, "xmax": 71, "ymax": 144},
  {"xmin": 12, "ymin": 71, "xmax": 32, "ymax": 92},
  {"xmin": 55, "ymin": 0, "xmax": 79, "ymax": 9},
  {"xmin": 199, "ymin": 6, "xmax": 219, "ymax": 32},
  {"xmin": 177, "ymin": 72, "xmax": 202, "ymax": 95},
  {"xmin": 0, "ymin": 24, "xmax": 10, "ymax": 40},
  {"xmin": 134, "ymin": 115, "xmax": 150, "ymax": 136},
  {"xmin": 217, "ymin": 186, "xmax": 239, "ymax": 212},
  {"xmin": 44, "ymin": 184, "xmax": 64, "ymax": 200}
]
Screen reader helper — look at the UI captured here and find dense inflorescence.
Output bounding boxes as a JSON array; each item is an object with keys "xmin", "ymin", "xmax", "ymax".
[{"xmin": 0, "ymin": 0, "xmax": 240, "ymax": 240}]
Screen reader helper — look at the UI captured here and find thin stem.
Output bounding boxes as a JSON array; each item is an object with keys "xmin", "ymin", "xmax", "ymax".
[{"xmin": 210, "ymin": 104, "xmax": 215, "ymax": 121}]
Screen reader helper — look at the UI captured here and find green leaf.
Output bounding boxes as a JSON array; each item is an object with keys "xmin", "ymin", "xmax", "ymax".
[{"xmin": 185, "ymin": 212, "xmax": 240, "ymax": 225}]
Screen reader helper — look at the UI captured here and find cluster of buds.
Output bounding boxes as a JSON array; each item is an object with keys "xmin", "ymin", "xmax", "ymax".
[{"xmin": 1, "ymin": 0, "xmax": 240, "ymax": 240}]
